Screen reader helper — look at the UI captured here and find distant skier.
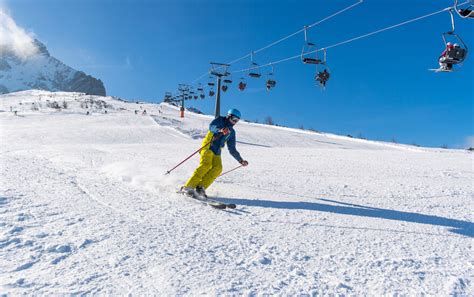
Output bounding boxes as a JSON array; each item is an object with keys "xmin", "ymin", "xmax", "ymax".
[{"xmin": 181, "ymin": 108, "xmax": 248, "ymax": 198}]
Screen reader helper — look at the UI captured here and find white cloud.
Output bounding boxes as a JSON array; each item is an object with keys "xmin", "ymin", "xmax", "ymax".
[{"xmin": 0, "ymin": 8, "xmax": 38, "ymax": 59}]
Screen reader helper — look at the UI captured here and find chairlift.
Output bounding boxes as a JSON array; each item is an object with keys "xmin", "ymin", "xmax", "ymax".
[
  {"xmin": 248, "ymin": 52, "xmax": 262, "ymax": 78},
  {"xmin": 208, "ymin": 76, "xmax": 215, "ymax": 87},
  {"xmin": 432, "ymin": 10, "xmax": 469, "ymax": 72},
  {"xmin": 248, "ymin": 65, "xmax": 262, "ymax": 78},
  {"xmin": 238, "ymin": 77, "xmax": 247, "ymax": 91},
  {"xmin": 209, "ymin": 89, "xmax": 215, "ymax": 97},
  {"xmin": 455, "ymin": 0, "xmax": 474, "ymax": 18},
  {"xmin": 197, "ymin": 84, "xmax": 205, "ymax": 99},
  {"xmin": 442, "ymin": 32, "xmax": 468, "ymax": 63},
  {"xmin": 301, "ymin": 26, "xmax": 323, "ymax": 65},
  {"xmin": 194, "ymin": 95, "xmax": 198, "ymax": 100},
  {"xmin": 265, "ymin": 65, "xmax": 277, "ymax": 91},
  {"xmin": 221, "ymin": 75, "xmax": 232, "ymax": 92}
]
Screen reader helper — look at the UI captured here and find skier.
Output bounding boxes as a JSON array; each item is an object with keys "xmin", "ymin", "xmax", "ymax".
[
  {"xmin": 181, "ymin": 108, "xmax": 248, "ymax": 198},
  {"xmin": 439, "ymin": 42, "xmax": 455, "ymax": 71}
]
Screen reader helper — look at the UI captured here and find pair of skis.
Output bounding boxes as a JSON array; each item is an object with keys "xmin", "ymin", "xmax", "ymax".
[{"xmin": 177, "ymin": 189, "xmax": 236, "ymax": 210}]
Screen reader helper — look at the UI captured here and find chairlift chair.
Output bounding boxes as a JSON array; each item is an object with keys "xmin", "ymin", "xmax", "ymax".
[
  {"xmin": 222, "ymin": 85, "xmax": 229, "ymax": 92},
  {"xmin": 433, "ymin": 10, "xmax": 469, "ymax": 72},
  {"xmin": 459, "ymin": 8, "xmax": 474, "ymax": 17},
  {"xmin": 208, "ymin": 76, "xmax": 215, "ymax": 87},
  {"xmin": 265, "ymin": 65, "xmax": 277, "ymax": 91},
  {"xmin": 442, "ymin": 31, "xmax": 468, "ymax": 65},
  {"xmin": 238, "ymin": 78, "xmax": 247, "ymax": 91},
  {"xmin": 301, "ymin": 26, "xmax": 323, "ymax": 64},
  {"xmin": 247, "ymin": 52, "xmax": 262, "ymax": 78},
  {"xmin": 200, "ymin": 94, "xmax": 205, "ymax": 99},
  {"xmin": 301, "ymin": 43, "xmax": 323, "ymax": 64},
  {"xmin": 266, "ymin": 80, "xmax": 277, "ymax": 90},
  {"xmin": 248, "ymin": 62, "xmax": 262, "ymax": 78},
  {"xmin": 455, "ymin": 0, "xmax": 474, "ymax": 18}
]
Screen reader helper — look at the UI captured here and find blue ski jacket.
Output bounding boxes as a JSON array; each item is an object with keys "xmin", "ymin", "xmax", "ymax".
[{"xmin": 202, "ymin": 116, "xmax": 242, "ymax": 162}]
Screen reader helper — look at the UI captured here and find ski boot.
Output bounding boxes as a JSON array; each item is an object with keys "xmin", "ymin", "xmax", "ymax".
[
  {"xmin": 195, "ymin": 186, "xmax": 208, "ymax": 199},
  {"xmin": 180, "ymin": 186, "xmax": 197, "ymax": 198}
]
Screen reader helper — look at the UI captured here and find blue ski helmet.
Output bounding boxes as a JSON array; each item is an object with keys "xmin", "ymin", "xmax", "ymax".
[{"xmin": 227, "ymin": 108, "xmax": 241, "ymax": 119}]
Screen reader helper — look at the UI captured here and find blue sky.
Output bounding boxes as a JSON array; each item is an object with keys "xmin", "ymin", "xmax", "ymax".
[{"xmin": 3, "ymin": 0, "xmax": 473, "ymax": 148}]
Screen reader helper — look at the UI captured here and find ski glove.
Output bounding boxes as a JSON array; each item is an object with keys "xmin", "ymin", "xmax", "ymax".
[
  {"xmin": 240, "ymin": 160, "xmax": 249, "ymax": 166},
  {"xmin": 220, "ymin": 127, "xmax": 230, "ymax": 135}
]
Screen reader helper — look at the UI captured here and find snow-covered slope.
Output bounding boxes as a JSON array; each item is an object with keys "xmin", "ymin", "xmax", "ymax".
[
  {"xmin": 1, "ymin": 91, "xmax": 472, "ymax": 295},
  {"xmin": 0, "ymin": 40, "xmax": 105, "ymax": 96}
]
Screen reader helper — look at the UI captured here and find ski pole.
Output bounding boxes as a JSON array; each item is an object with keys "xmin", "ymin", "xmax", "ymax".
[
  {"xmin": 219, "ymin": 164, "xmax": 244, "ymax": 177},
  {"xmin": 165, "ymin": 135, "xmax": 220, "ymax": 175}
]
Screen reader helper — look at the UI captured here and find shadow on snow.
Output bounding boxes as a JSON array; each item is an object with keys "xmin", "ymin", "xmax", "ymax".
[{"xmin": 217, "ymin": 197, "xmax": 474, "ymax": 238}]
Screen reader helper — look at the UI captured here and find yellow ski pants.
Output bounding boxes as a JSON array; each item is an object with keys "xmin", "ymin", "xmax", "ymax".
[{"xmin": 184, "ymin": 149, "xmax": 222, "ymax": 189}]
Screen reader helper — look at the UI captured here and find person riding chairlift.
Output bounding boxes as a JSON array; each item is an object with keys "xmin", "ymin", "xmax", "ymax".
[
  {"xmin": 459, "ymin": 7, "xmax": 474, "ymax": 18},
  {"xmin": 439, "ymin": 42, "xmax": 455, "ymax": 71},
  {"xmin": 315, "ymin": 69, "xmax": 330, "ymax": 87},
  {"xmin": 238, "ymin": 81, "xmax": 246, "ymax": 91}
]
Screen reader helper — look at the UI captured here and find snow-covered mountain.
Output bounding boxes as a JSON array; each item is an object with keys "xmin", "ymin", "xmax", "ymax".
[
  {"xmin": 0, "ymin": 39, "xmax": 106, "ymax": 96},
  {"xmin": 0, "ymin": 91, "xmax": 472, "ymax": 295}
]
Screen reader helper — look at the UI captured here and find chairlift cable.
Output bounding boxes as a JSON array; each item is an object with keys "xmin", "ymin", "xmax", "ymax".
[
  {"xmin": 226, "ymin": 1, "xmax": 363, "ymax": 67},
  {"xmin": 231, "ymin": 1, "xmax": 471, "ymax": 74},
  {"xmin": 187, "ymin": 0, "xmax": 363, "ymax": 85}
]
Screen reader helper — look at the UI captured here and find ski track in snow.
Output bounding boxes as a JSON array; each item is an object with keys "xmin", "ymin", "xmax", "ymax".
[{"xmin": 0, "ymin": 90, "xmax": 473, "ymax": 295}]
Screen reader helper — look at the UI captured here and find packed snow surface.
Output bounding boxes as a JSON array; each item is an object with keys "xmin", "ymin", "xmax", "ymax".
[{"xmin": 0, "ymin": 90, "xmax": 472, "ymax": 295}]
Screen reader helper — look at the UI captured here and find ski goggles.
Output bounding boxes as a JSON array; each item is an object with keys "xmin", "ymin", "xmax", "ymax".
[{"xmin": 229, "ymin": 115, "xmax": 240, "ymax": 123}]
